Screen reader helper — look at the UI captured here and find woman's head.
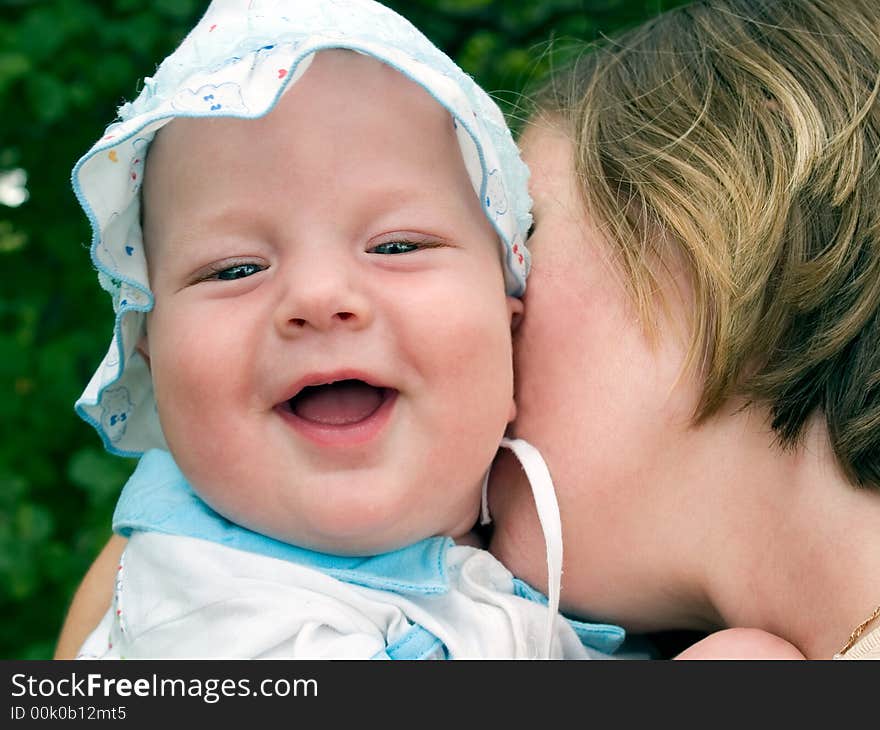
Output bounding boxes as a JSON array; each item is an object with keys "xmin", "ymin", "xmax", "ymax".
[
  {"xmin": 531, "ymin": 0, "xmax": 880, "ymax": 488},
  {"xmin": 489, "ymin": 0, "xmax": 880, "ymax": 628}
]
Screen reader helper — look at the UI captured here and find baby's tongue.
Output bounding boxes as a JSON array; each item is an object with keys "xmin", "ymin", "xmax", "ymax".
[{"xmin": 291, "ymin": 380, "xmax": 383, "ymax": 425}]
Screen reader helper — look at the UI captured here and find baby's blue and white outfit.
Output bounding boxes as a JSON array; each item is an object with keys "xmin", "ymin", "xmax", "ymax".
[
  {"xmin": 72, "ymin": 0, "xmax": 628, "ymax": 659},
  {"xmin": 77, "ymin": 448, "xmax": 626, "ymax": 659}
]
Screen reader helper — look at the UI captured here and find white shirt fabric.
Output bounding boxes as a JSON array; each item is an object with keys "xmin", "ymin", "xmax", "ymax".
[{"xmin": 78, "ymin": 532, "xmax": 608, "ymax": 660}]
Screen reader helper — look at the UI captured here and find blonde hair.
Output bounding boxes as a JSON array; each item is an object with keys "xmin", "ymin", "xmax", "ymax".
[{"xmin": 535, "ymin": 0, "xmax": 880, "ymax": 487}]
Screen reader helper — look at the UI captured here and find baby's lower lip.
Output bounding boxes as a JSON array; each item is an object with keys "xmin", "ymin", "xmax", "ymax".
[{"xmin": 275, "ymin": 388, "xmax": 398, "ymax": 447}]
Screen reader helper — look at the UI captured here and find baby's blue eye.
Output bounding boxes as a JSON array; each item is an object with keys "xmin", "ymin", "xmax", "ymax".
[
  {"xmin": 216, "ymin": 263, "xmax": 263, "ymax": 280},
  {"xmin": 369, "ymin": 241, "xmax": 419, "ymax": 255}
]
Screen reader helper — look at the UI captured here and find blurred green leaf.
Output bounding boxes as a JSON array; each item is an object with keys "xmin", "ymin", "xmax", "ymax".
[
  {"xmin": 26, "ymin": 73, "xmax": 68, "ymax": 124},
  {"xmin": 16, "ymin": 8, "xmax": 67, "ymax": 62},
  {"xmin": 15, "ymin": 503, "xmax": 53, "ymax": 544},
  {"xmin": 0, "ymin": 53, "xmax": 31, "ymax": 92},
  {"xmin": 155, "ymin": 0, "xmax": 199, "ymax": 20},
  {"xmin": 0, "ymin": 471, "xmax": 27, "ymax": 510},
  {"xmin": 0, "ymin": 220, "xmax": 27, "ymax": 253},
  {"xmin": 68, "ymin": 448, "xmax": 133, "ymax": 505}
]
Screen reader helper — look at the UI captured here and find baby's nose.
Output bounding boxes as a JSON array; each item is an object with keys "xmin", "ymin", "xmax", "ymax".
[{"xmin": 274, "ymin": 258, "xmax": 373, "ymax": 335}]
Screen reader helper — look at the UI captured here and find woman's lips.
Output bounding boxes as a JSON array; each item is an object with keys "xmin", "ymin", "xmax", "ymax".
[{"xmin": 276, "ymin": 380, "xmax": 398, "ymax": 447}]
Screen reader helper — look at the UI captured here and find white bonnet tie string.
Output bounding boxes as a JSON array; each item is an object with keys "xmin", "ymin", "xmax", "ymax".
[
  {"xmin": 480, "ymin": 468, "xmax": 492, "ymax": 526},
  {"xmin": 498, "ymin": 437, "xmax": 562, "ymax": 658}
]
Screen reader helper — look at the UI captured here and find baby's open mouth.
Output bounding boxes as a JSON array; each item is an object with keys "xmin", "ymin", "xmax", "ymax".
[{"xmin": 286, "ymin": 380, "xmax": 394, "ymax": 426}]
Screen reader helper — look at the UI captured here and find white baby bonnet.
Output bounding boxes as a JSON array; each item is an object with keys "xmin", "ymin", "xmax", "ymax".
[{"xmin": 72, "ymin": 0, "xmax": 532, "ymax": 457}]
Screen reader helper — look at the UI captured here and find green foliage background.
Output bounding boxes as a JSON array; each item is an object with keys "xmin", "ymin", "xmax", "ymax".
[{"xmin": 0, "ymin": 0, "xmax": 685, "ymax": 658}]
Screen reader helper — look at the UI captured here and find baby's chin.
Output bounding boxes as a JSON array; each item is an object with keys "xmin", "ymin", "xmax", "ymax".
[
  {"xmin": 234, "ymin": 516, "xmax": 452, "ymax": 558},
  {"xmin": 197, "ymin": 474, "xmax": 484, "ymax": 557},
  {"xmin": 247, "ymin": 523, "xmax": 409, "ymax": 557}
]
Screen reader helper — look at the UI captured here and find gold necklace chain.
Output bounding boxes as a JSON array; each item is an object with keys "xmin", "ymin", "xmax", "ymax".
[{"xmin": 838, "ymin": 604, "xmax": 880, "ymax": 656}]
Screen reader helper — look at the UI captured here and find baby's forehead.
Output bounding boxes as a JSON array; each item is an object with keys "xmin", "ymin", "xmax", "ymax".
[
  {"xmin": 145, "ymin": 49, "xmax": 471, "ymax": 196},
  {"xmin": 142, "ymin": 50, "xmax": 480, "ymax": 242},
  {"xmin": 300, "ymin": 48, "xmax": 450, "ymax": 106}
]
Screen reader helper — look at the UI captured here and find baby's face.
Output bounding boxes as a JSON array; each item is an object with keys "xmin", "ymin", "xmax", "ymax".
[{"xmin": 140, "ymin": 51, "xmax": 520, "ymax": 555}]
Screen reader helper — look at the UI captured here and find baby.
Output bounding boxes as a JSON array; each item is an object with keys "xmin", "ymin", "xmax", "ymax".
[{"xmin": 72, "ymin": 0, "xmax": 626, "ymax": 659}]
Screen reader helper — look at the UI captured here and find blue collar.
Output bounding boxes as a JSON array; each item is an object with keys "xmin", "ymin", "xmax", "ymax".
[{"xmin": 112, "ymin": 449, "xmax": 453, "ymax": 595}]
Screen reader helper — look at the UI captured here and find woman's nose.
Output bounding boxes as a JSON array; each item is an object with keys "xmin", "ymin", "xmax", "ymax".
[{"xmin": 273, "ymin": 257, "xmax": 373, "ymax": 335}]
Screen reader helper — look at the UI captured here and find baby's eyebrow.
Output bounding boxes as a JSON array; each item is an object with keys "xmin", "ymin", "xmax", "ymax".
[{"xmin": 157, "ymin": 205, "xmax": 271, "ymax": 245}]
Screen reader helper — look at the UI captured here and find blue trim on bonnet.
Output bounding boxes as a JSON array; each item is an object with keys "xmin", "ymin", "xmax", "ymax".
[{"xmin": 71, "ymin": 122, "xmax": 156, "ymax": 459}]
